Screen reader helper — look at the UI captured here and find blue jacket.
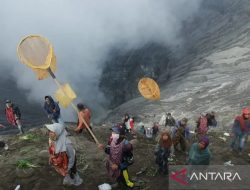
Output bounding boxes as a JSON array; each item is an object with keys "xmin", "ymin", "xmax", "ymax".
[{"xmin": 44, "ymin": 96, "xmax": 61, "ymax": 120}]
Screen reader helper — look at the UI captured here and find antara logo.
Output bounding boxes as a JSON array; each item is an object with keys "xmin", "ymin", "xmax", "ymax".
[
  {"xmin": 170, "ymin": 168, "xmax": 189, "ymax": 186},
  {"xmin": 190, "ymin": 172, "xmax": 242, "ymax": 182},
  {"xmin": 170, "ymin": 167, "xmax": 242, "ymax": 186}
]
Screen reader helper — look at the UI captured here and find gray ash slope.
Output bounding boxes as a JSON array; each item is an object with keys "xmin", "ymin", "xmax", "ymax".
[{"xmin": 105, "ymin": 0, "xmax": 250, "ymax": 130}]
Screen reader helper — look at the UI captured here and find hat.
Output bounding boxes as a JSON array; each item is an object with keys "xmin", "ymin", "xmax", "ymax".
[
  {"xmin": 111, "ymin": 125, "xmax": 120, "ymax": 134},
  {"xmin": 45, "ymin": 123, "xmax": 64, "ymax": 136},
  {"xmin": 242, "ymin": 108, "xmax": 250, "ymax": 115},
  {"xmin": 199, "ymin": 136, "xmax": 209, "ymax": 148},
  {"xmin": 5, "ymin": 100, "xmax": 11, "ymax": 103},
  {"xmin": 77, "ymin": 103, "xmax": 86, "ymax": 110}
]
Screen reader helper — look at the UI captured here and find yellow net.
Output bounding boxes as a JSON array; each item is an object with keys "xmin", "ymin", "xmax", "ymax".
[
  {"xmin": 17, "ymin": 35, "xmax": 57, "ymax": 80},
  {"xmin": 54, "ymin": 83, "xmax": 77, "ymax": 108},
  {"xmin": 138, "ymin": 77, "xmax": 160, "ymax": 100}
]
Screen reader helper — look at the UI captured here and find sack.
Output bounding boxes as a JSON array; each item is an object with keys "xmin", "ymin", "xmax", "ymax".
[
  {"xmin": 123, "ymin": 140, "xmax": 134, "ymax": 166},
  {"xmin": 13, "ymin": 106, "xmax": 21, "ymax": 118},
  {"xmin": 105, "ymin": 145, "xmax": 110, "ymax": 155},
  {"xmin": 207, "ymin": 113, "xmax": 217, "ymax": 127},
  {"xmin": 145, "ymin": 127, "xmax": 153, "ymax": 138},
  {"xmin": 198, "ymin": 116, "xmax": 208, "ymax": 133},
  {"xmin": 98, "ymin": 183, "xmax": 112, "ymax": 190},
  {"xmin": 124, "ymin": 152, "xmax": 134, "ymax": 165}
]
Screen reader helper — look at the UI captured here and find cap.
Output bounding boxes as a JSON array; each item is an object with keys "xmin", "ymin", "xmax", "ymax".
[{"xmin": 5, "ymin": 100, "xmax": 11, "ymax": 103}]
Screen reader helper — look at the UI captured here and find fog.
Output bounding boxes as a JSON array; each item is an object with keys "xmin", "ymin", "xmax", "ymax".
[{"xmin": 0, "ymin": 0, "xmax": 201, "ymax": 121}]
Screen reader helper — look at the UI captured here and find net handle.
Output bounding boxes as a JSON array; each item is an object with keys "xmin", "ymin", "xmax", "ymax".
[{"xmin": 47, "ymin": 68, "xmax": 100, "ymax": 145}]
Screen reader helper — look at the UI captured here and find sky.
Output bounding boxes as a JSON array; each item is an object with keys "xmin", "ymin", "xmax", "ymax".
[{"xmin": 0, "ymin": 0, "xmax": 201, "ymax": 121}]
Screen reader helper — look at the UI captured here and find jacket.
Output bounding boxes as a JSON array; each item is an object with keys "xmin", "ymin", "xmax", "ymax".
[{"xmin": 44, "ymin": 96, "xmax": 61, "ymax": 120}]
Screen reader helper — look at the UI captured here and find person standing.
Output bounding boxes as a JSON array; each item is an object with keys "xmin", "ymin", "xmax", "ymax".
[
  {"xmin": 154, "ymin": 130, "xmax": 172, "ymax": 175},
  {"xmin": 165, "ymin": 113, "xmax": 176, "ymax": 128},
  {"xmin": 231, "ymin": 108, "xmax": 250, "ymax": 155},
  {"xmin": 44, "ymin": 96, "xmax": 63, "ymax": 124},
  {"xmin": 45, "ymin": 123, "xmax": 83, "ymax": 186},
  {"xmin": 172, "ymin": 118, "xmax": 190, "ymax": 153},
  {"xmin": 5, "ymin": 100, "xmax": 24, "ymax": 134},
  {"xmin": 105, "ymin": 124, "xmax": 134, "ymax": 188}
]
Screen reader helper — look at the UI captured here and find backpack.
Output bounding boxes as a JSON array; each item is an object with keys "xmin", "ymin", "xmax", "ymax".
[
  {"xmin": 13, "ymin": 105, "xmax": 21, "ymax": 119},
  {"xmin": 198, "ymin": 116, "xmax": 208, "ymax": 134},
  {"xmin": 207, "ymin": 113, "xmax": 217, "ymax": 127},
  {"xmin": 123, "ymin": 140, "xmax": 134, "ymax": 166}
]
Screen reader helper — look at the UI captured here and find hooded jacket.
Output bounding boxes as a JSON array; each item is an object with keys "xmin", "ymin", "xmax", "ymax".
[
  {"xmin": 188, "ymin": 143, "xmax": 211, "ymax": 165},
  {"xmin": 44, "ymin": 96, "xmax": 61, "ymax": 120}
]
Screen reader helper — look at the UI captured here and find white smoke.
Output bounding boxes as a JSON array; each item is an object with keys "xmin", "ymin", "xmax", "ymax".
[{"xmin": 0, "ymin": 0, "xmax": 201, "ymax": 121}]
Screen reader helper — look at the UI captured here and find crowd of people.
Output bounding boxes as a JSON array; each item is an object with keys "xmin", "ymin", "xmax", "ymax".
[{"xmin": 1, "ymin": 96, "xmax": 250, "ymax": 189}]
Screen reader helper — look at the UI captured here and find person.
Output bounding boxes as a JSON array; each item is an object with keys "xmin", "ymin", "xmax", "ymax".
[
  {"xmin": 172, "ymin": 118, "xmax": 190, "ymax": 153},
  {"xmin": 145, "ymin": 126, "xmax": 153, "ymax": 139},
  {"xmin": 45, "ymin": 123, "xmax": 83, "ymax": 186},
  {"xmin": 196, "ymin": 113, "xmax": 208, "ymax": 139},
  {"xmin": 152, "ymin": 122, "xmax": 159, "ymax": 137},
  {"xmin": 230, "ymin": 108, "xmax": 250, "ymax": 155},
  {"xmin": 105, "ymin": 124, "xmax": 134, "ymax": 188},
  {"xmin": 130, "ymin": 117, "xmax": 135, "ymax": 135},
  {"xmin": 165, "ymin": 113, "xmax": 176, "ymax": 128},
  {"xmin": 154, "ymin": 130, "xmax": 172, "ymax": 175},
  {"xmin": 74, "ymin": 103, "xmax": 92, "ymax": 133},
  {"xmin": 138, "ymin": 124, "xmax": 145, "ymax": 136},
  {"xmin": 123, "ymin": 113, "xmax": 134, "ymax": 133},
  {"xmin": 188, "ymin": 136, "xmax": 211, "ymax": 165},
  {"xmin": 5, "ymin": 100, "xmax": 24, "ymax": 134},
  {"xmin": 44, "ymin": 96, "xmax": 63, "ymax": 124}
]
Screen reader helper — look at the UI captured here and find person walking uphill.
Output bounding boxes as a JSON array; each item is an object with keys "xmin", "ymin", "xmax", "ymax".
[
  {"xmin": 165, "ymin": 113, "xmax": 176, "ymax": 128},
  {"xmin": 45, "ymin": 123, "xmax": 83, "ymax": 186},
  {"xmin": 188, "ymin": 136, "xmax": 211, "ymax": 165},
  {"xmin": 231, "ymin": 108, "xmax": 250, "ymax": 155},
  {"xmin": 154, "ymin": 130, "xmax": 172, "ymax": 175},
  {"xmin": 44, "ymin": 96, "xmax": 63, "ymax": 124},
  {"xmin": 172, "ymin": 118, "xmax": 190, "ymax": 153},
  {"xmin": 5, "ymin": 100, "xmax": 24, "ymax": 134},
  {"xmin": 105, "ymin": 124, "xmax": 134, "ymax": 188}
]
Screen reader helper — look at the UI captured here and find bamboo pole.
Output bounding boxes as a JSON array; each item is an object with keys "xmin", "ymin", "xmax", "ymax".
[{"xmin": 47, "ymin": 68, "xmax": 100, "ymax": 145}]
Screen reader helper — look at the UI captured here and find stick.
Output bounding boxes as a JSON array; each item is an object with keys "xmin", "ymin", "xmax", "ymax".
[{"xmin": 47, "ymin": 68, "xmax": 100, "ymax": 145}]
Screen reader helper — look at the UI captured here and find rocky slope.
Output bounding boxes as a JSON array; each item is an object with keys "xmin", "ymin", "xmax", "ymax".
[
  {"xmin": 99, "ymin": 44, "xmax": 173, "ymax": 108},
  {"xmin": 105, "ymin": 0, "xmax": 250, "ymax": 131}
]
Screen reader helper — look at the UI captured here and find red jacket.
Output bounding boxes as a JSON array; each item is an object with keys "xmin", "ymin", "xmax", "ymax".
[
  {"xmin": 76, "ymin": 108, "xmax": 91, "ymax": 131},
  {"xmin": 49, "ymin": 143, "xmax": 69, "ymax": 176},
  {"xmin": 235, "ymin": 116, "xmax": 250, "ymax": 132},
  {"xmin": 5, "ymin": 107, "xmax": 16, "ymax": 126}
]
